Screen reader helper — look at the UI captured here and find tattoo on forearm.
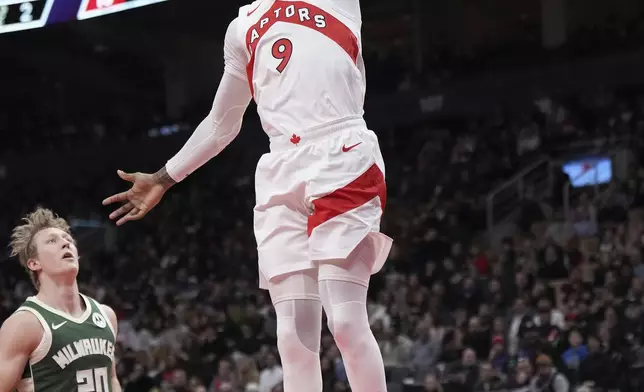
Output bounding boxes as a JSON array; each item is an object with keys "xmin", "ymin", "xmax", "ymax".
[{"xmin": 153, "ymin": 167, "xmax": 177, "ymax": 189}]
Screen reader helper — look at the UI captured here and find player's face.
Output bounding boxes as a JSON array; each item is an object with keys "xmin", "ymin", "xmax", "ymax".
[{"xmin": 29, "ymin": 227, "xmax": 79, "ymax": 280}]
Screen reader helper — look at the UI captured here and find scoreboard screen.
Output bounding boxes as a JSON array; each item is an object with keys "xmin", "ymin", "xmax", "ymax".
[
  {"xmin": 0, "ymin": 0, "xmax": 54, "ymax": 33},
  {"xmin": 77, "ymin": 0, "xmax": 165, "ymax": 20},
  {"xmin": 0, "ymin": 0, "xmax": 166, "ymax": 33}
]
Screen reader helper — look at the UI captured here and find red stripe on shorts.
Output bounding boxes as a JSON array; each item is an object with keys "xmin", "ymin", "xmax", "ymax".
[
  {"xmin": 245, "ymin": 0, "xmax": 360, "ymax": 97},
  {"xmin": 307, "ymin": 164, "xmax": 386, "ymax": 236}
]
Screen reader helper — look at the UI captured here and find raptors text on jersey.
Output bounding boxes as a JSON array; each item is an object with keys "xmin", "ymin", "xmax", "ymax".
[
  {"xmin": 245, "ymin": 1, "xmax": 359, "ymax": 97},
  {"xmin": 233, "ymin": 0, "xmax": 365, "ymax": 139}
]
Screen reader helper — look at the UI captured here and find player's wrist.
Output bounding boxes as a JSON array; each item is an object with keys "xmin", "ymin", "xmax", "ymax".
[{"xmin": 152, "ymin": 166, "xmax": 177, "ymax": 190}]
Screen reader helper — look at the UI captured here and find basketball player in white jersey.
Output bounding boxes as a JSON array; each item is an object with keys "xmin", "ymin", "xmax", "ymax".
[{"xmin": 103, "ymin": 1, "xmax": 390, "ymax": 391}]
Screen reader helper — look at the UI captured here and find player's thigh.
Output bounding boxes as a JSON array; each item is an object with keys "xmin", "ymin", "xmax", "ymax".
[
  {"xmin": 317, "ymin": 236, "xmax": 375, "ymax": 288},
  {"xmin": 268, "ymin": 268, "xmax": 320, "ymax": 304},
  {"xmin": 254, "ymin": 204, "xmax": 309, "ymax": 260},
  {"xmin": 307, "ymin": 167, "xmax": 387, "ymax": 262},
  {"xmin": 269, "ymin": 269, "xmax": 323, "ymax": 354},
  {"xmin": 254, "ymin": 150, "xmax": 314, "ymax": 285},
  {"xmin": 318, "ymin": 241, "xmax": 373, "ymax": 341},
  {"xmin": 307, "ymin": 129, "xmax": 389, "ymax": 263},
  {"xmin": 254, "ymin": 205, "xmax": 313, "ymax": 285}
]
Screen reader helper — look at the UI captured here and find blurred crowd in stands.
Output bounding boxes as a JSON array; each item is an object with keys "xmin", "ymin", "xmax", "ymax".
[
  {"xmin": 3, "ymin": 11, "xmax": 644, "ymax": 392},
  {"xmin": 1, "ymin": 83, "xmax": 643, "ymax": 392}
]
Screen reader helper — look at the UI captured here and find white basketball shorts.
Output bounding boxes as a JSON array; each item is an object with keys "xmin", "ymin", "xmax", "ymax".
[{"xmin": 254, "ymin": 117, "xmax": 393, "ymax": 289}]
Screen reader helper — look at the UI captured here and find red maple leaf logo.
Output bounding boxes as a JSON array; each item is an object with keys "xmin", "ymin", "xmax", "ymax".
[{"xmin": 290, "ymin": 134, "xmax": 301, "ymax": 145}]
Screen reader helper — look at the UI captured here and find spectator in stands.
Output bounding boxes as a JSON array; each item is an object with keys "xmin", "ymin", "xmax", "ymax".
[
  {"xmin": 517, "ymin": 319, "xmax": 542, "ymax": 362},
  {"xmin": 463, "ymin": 316, "xmax": 491, "ymax": 359},
  {"xmin": 377, "ymin": 323, "xmax": 413, "ymax": 371},
  {"xmin": 258, "ymin": 353, "xmax": 282, "ymax": 392},
  {"xmin": 561, "ymin": 329, "xmax": 588, "ymax": 384},
  {"xmin": 508, "ymin": 298, "xmax": 532, "ymax": 356},
  {"xmin": 537, "ymin": 241, "xmax": 569, "ymax": 280},
  {"xmin": 423, "ymin": 373, "xmax": 443, "ymax": 392},
  {"xmin": 170, "ymin": 369, "xmax": 190, "ymax": 392},
  {"xmin": 236, "ymin": 357, "xmax": 259, "ymax": 391},
  {"xmin": 123, "ymin": 363, "xmax": 156, "ymax": 392},
  {"xmin": 505, "ymin": 357, "xmax": 532, "ymax": 391},
  {"xmin": 443, "ymin": 348, "xmax": 478, "ymax": 392},
  {"xmin": 530, "ymin": 354, "xmax": 569, "ymax": 392},
  {"xmin": 473, "ymin": 361, "xmax": 505, "ymax": 392},
  {"xmin": 210, "ymin": 359, "xmax": 238, "ymax": 392},
  {"xmin": 409, "ymin": 321, "xmax": 441, "ymax": 382},
  {"xmin": 488, "ymin": 335, "xmax": 509, "ymax": 373},
  {"xmin": 578, "ymin": 335, "xmax": 611, "ymax": 389}
]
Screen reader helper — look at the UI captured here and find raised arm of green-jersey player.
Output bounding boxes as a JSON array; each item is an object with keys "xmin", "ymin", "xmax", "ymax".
[
  {"xmin": 0, "ymin": 312, "xmax": 42, "ymax": 392},
  {"xmin": 101, "ymin": 305, "xmax": 122, "ymax": 392}
]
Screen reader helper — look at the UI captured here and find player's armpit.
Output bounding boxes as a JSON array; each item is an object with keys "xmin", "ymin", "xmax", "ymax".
[
  {"xmin": 165, "ymin": 71, "xmax": 252, "ymax": 182},
  {"xmin": 0, "ymin": 312, "xmax": 42, "ymax": 392}
]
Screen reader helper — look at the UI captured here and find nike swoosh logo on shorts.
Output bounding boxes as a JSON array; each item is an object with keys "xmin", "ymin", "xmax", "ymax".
[
  {"xmin": 52, "ymin": 321, "xmax": 67, "ymax": 330},
  {"xmin": 342, "ymin": 142, "xmax": 362, "ymax": 152}
]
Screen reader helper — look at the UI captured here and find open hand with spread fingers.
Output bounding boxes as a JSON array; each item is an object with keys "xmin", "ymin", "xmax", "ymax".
[{"xmin": 102, "ymin": 168, "xmax": 176, "ymax": 226}]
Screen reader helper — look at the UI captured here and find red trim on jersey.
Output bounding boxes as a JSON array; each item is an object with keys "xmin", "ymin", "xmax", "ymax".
[
  {"xmin": 307, "ymin": 164, "xmax": 386, "ymax": 236},
  {"xmin": 245, "ymin": 0, "xmax": 360, "ymax": 98}
]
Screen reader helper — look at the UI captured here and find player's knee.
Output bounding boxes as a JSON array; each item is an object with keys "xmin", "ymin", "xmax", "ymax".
[
  {"xmin": 276, "ymin": 317, "xmax": 319, "ymax": 360},
  {"xmin": 326, "ymin": 301, "xmax": 370, "ymax": 350}
]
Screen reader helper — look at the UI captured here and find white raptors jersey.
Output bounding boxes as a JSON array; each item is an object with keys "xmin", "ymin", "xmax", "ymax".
[{"xmin": 230, "ymin": 0, "xmax": 366, "ymax": 138}]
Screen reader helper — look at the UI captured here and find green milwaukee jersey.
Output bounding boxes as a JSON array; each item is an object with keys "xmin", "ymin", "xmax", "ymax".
[{"xmin": 14, "ymin": 294, "xmax": 115, "ymax": 392}]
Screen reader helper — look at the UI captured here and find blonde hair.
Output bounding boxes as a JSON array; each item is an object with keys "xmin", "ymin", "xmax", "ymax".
[
  {"xmin": 237, "ymin": 356, "xmax": 259, "ymax": 386},
  {"xmin": 9, "ymin": 207, "xmax": 71, "ymax": 288}
]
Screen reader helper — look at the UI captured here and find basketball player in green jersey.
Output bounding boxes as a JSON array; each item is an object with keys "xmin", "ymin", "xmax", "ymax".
[{"xmin": 0, "ymin": 208, "xmax": 122, "ymax": 392}]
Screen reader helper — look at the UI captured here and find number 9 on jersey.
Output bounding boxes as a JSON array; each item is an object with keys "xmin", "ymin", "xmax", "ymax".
[{"xmin": 272, "ymin": 38, "xmax": 293, "ymax": 73}]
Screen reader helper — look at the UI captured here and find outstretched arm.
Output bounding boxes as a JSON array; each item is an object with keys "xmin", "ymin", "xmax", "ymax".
[
  {"xmin": 103, "ymin": 18, "xmax": 251, "ymax": 225},
  {"xmin": 163, "ymin": 17, "xmax": 252, "ymax": 183}
]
